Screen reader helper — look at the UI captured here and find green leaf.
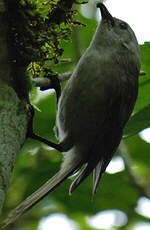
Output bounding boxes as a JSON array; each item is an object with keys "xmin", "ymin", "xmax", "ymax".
[{"xmin": 124, "ymin": 42, "xmax": 150, "ymax": 137}]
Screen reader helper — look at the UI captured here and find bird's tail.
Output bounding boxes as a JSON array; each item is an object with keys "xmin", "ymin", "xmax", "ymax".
[{"xmin": 2, "ymin": 160, "xmax": 80, "ymax": 228}]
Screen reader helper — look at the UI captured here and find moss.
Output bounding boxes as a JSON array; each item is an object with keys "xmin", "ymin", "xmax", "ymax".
[
  {"xmin": 4, "ymin": 0, "xmax": 85, "ymax": 98},
  {"xmin": 6, "ymin": 0, "xmax": 77, "ymax": 68}
]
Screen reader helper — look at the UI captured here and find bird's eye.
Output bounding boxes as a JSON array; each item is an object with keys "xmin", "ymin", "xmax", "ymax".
[{"xmin": 119, "ymin": 22, "xmax": 128, "ymax": 30}]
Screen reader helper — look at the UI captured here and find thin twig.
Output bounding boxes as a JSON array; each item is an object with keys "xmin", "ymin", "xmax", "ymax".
[
  {"xmin": 32, "ymin": 77, "xmax": 51, "ymax": 88},
  {"xmin": 72, "ymin": 27, "xmax": 82, "ymax": 62},
  {"xmin": 58, "ymin": 71, "xmax": 73, "ymax": 81},
  {"xmin": 119, "ymin": 141, "xmax": 150, "ymax": 198}
]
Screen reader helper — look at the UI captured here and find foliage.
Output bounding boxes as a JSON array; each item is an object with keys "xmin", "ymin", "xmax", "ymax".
[
  {"xmin": 124, "ymin": 42, "xmax": 150, "ymax": 137},
  {"xmin": 7, "ymin": 0, "xmax": 80, "ymax": 75},
  {"xmin": 3, "ymin": 1, "xmax": 150, "ymax": 230}
]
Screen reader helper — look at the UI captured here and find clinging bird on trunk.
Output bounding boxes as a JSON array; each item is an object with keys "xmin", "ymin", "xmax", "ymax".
[{"xmin": 3, "ymin": 3, "xmax": 141, "ymax": 227}]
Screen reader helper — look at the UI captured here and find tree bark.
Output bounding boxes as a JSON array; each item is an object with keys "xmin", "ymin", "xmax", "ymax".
[
  {"xmin": 0, "ymin": 0, "xmax": 30, "ymax": 213},
  {"xmin": 0, "ymin": 0, "xmax": 80, "ymax": 219}
]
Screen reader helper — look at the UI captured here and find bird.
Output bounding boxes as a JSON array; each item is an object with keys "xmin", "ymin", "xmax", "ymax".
[{"xmin": 3, "ymin": 2, "xmax": 141, "ymax": 227}]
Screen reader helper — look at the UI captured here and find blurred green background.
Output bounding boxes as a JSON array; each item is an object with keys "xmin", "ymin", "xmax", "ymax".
[{"xmin": 3, "ymin": 0, "xmax": 150, "ymax": 229}]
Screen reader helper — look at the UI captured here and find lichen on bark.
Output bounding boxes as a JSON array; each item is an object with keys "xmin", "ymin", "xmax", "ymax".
[
  {"xmin": 0, "ymin": 84, "xmax": 29, "ymax": 211},
  {"xmin": 0, "ymin": 0, "xmax": 30, "ymax": 213}
]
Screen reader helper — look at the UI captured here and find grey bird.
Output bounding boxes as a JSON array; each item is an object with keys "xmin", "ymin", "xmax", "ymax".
[{"xmin": 3, "ymin": 3, "xmax": 141, "ymax": 227}]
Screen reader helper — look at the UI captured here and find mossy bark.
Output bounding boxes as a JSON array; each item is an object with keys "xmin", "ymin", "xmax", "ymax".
[
  {"xmin": 0, "ymin": 0, "xmax": 30, "ymax": 213},
  {"xmin": 0, "ymin": 0, "xmax": 77, "ymax": 219}
]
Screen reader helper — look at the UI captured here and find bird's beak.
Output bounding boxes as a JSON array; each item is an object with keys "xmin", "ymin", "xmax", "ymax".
[{"xmin": 97, "ymin": 3, "xmax": 114, "ymax": 26}]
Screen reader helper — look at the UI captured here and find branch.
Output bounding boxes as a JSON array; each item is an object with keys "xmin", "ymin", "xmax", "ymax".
[
  {"xmin": 32, "ymin": 71, "xmax": 72, "ymax": 88},
  {"xmin": 58, "ymin": 71, "xmax": 73, "ymax": 81},
  {"xmin": 32, "ymin": 70, "xmax": 145, "ymax": 90},
  {"xmin": 119, "ymin": 142, "xmax": 150, "ymax": 198}
]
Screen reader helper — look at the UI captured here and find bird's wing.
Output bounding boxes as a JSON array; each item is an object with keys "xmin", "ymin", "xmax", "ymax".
[{"xmin": 56, "ymin": 51, "xmax": 121, "ymax": 147}]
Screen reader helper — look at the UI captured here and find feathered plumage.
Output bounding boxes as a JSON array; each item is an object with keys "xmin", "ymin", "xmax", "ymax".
[{"xmin": 3, "ymin": 3, "xmax": 141, "ymax": 227}]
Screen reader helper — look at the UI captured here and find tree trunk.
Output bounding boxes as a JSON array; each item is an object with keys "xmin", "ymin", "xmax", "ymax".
[{"xmin": 0, "ymin": 0, "xmax": 30, "ymax": 213}]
